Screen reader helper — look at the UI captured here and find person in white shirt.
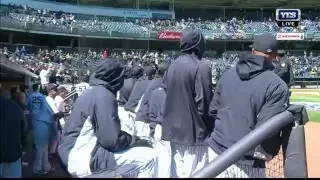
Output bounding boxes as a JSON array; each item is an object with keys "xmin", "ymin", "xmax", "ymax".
[
  {"xmin": 45, "ymin": 84, "xmax": 63, "ymax": 156},
  {"xmin": 50, "ymin": 86, "xmax": 68, "ymax": 154},
  {"xmin": 39, "ymin": 65, "xmax": 50, "ymax": 87}
]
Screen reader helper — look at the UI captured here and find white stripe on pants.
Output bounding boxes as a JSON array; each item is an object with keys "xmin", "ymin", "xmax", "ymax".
[
  {"xmin": 114, "ymin": 147, "xmax": 158, "ymax": 178},
  {"xmin": 118, "ymin": 106, "xmax": 135, "ymax": 135},
  {"xmin": 134, "ymin": 121, "xmax": 150, "ymax": 137},
  {"xmin": 153, "ymin": 125, "xmax": 171, "ymax": 178},
  {"xmin": 170, "ymin": 143, "xmax": 209, "ymax": 178},
  {"xmin": 134, "ymin": 94, "xmax": 144, "ymax": 113},
  {"xmin": 208, "ymin": 147, "xmax": 265, "ymax": 178}
]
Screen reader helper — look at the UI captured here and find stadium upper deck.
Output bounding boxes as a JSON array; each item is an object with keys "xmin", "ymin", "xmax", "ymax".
[{"xmin": 52, "ymin": 0, "xmax": 320, "ymax": 9}]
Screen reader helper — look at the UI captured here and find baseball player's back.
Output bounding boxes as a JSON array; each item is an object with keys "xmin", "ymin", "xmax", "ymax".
[{"xmin": 75, "ymin": 82, "xmax": 90, "ymax": 97}]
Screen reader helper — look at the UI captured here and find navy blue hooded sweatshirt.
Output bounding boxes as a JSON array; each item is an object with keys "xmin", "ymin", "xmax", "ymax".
[
  {"xmin": 161, "ymin": 27, "xmax": 213, "ymax": 146},
  {"xmin": 207, "ymin": 55, "xmax": 289, "ymax": 167},
  {"xmin": 124, "ymin": 66, "xmax": 155, "ymax": 113},
  {"xmin": 58, "ymin": 59, "xmax": 137, "ymax": 175},
  {"xmin": 136, "ymin": 63, "xmax": 170, "ymax": 122},
  {"xmin": 148, "ymin": 85, "xmax": 166, "ymax": 136},
  {"xmin": 0, "ymin": 96, "xmax": 23, "ymax": 163},
  {"xmin": 118, "ymin": 66, "xmax": 143, "ymax": 106}
]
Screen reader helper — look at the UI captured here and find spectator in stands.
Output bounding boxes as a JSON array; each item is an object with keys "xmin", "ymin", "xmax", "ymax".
[
  {"xmin": 207, "ymin": 33, "xmax": 289, "ymax": 178},
  {"xmin": 0, "ymin": 92, "xmax": 24, "ymax": 178},
  {"xmin": 39, "ymin": 65, "xmax": 50, "ymax": 88},
  {"xmin": 161, "ymin": 27, "xmax": 213, "ymax": 178}
]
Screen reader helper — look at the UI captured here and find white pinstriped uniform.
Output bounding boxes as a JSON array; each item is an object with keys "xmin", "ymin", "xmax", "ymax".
[
  {"xmin": 153, "ymin": 125, "xmax": 172, "ymax": 178},
  {"xmin": 170, "ymin": 143, "xmax": 209, "ymax": 178},
  {"xmin": 207, "ymin": 148, "xmax": 266, "ymax": 178}
]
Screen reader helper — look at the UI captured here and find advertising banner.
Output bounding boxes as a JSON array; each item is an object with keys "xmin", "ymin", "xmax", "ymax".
[
  {"xmin": 276, "ymin": 33, "xmax": 304, "ymax": 40},
  {"xmin": 158, "ymin": 31, "xmax": 182, "ymax": 40},
  {"xmin": 313, "ymin": 32, "xmax": 320, "ymax": 40}
]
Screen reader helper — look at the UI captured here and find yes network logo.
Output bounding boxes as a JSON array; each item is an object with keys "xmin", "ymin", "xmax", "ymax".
[{"xmin": 276, "ymin": 9, "xmax": 301, "ymax": 27}]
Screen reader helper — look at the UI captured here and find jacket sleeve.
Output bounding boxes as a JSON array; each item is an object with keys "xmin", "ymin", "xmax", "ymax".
[
  {"xmin": 256, "ymin": 80, "xmax": 289, "ymax": 156},
  {"xmin": 195, "ymin": 63, "xmax": 213, "ymax": 120},
  {"xmin": 209, "ymin": 78, "xmax": 222, "ymax": 120},
  {"xmin": 94, "ymin": 93, "xmax": 134, "ymax": 152},
  {"xmin": 124, "ymin": 84, "xmax": 141, "ymax": 113},
  {"xmin": 148, "ymin": 90, "xmax": 158, "ymax": 124}
]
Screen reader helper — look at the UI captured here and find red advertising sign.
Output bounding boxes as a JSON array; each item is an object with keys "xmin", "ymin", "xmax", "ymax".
[{"xmin": 158, "ymin": 31, "xmax": 182, "ymax": 40}]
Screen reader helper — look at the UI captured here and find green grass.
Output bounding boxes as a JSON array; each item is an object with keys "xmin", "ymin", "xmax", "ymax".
[
  {"xmin": 289, "ymin": 91, "xmax": 320, "ymax": 122},
  {"xmin": 290, "ymin": 95, "xmax": 320, "ymax": 103},
  {"xmin": 307, "ymin": 110, "xmax": 320, "ymax": 123}
]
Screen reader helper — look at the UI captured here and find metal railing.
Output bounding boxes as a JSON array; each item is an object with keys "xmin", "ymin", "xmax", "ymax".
[{"xmin": 191, "ymin": 108, "xmax": 308, "ymax": 178}]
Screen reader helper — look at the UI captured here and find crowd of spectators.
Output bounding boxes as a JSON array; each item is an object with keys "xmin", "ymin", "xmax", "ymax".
[
  {"xmin": 1, "ymin": 46, "xmax": 319, "ymax": 87},
  {"xmin": 1, "ymin": 4, "xmax": 319, "ymax": 38}
]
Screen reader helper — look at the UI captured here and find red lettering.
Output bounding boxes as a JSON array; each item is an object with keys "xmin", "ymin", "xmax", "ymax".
[{"xmin": 158, "ymin": 31, "xmax": 182, "ymax": 40}]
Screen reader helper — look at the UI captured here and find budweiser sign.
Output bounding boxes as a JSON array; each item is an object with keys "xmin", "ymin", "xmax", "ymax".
[{"xmin": 158, "ymin": 31, "xmax": 182, "ymax": 40}]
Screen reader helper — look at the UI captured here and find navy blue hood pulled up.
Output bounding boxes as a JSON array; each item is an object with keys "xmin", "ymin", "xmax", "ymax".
[
  {"xmin": 91, "ymin": 59, "xmax": 125, "ymax": 94},
  {"xmin": 236, "ymin": 55, "xmax": 275, "ymax": 80},
  {"xmin": 129, "ymin": 65, "xmax": 144, "ymax": 79},
  {"xmin": 180, "ymin": 27, "xmax": 206, "ymax": 59}
]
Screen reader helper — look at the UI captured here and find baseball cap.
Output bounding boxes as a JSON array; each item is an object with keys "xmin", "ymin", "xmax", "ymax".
[
  {"xmin": 57, "ymin": 86, "xmax": 67, "ymax": 93},
  {"xmin": 249, "ymin": 33, "xmax": 278, "ymax": 54},
  {"xmin": 46, "ymin": 84, "xmax": 59, "ymax": 92}
]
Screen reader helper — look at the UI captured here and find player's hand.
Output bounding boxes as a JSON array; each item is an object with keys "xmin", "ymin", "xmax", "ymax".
[{"xmin": 131, "ymin": 136, "xmax": 154, "ymax": 148}]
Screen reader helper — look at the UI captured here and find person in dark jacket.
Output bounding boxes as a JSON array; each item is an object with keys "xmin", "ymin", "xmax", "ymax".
[
  {"xmin": 161, "ymin": 27, "xmax": 213, "ymax": 178},
  {"xmin": 0, "ymin": 95, "xmax": 23, "ymax": 178},
  {"xmin": 135, "ymin": 62, "xmax": 170, "ymax": 137},
  {"xmin": 148, "ymin": 80, "xmax": 171, "ymax": 178},
  {"xmin": 124, "ymin": 66, "xmax": 156, "ymax": 113},
  {"xmin": 118, "ymin": 65, "xmax": 144, "ymax": 135},
  {"xmin": 58, "ymin": 59, "xmax": 157, "ymax": 178},
  {"xmin": 207, "ymin": 33, "xmax": 289, "ymax": 178},
  {"xmin": 118, "ymin": 65, "xmax": 143, "ymax": 106},
  {"xmin": 274, "ymin": 50, "xmax": 295, "ymax": 89}
]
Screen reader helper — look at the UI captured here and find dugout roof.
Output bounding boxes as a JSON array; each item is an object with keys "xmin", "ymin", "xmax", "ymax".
[{"xmin": 0, "ymin": 55, "xmax": 38, "ymax": 80}]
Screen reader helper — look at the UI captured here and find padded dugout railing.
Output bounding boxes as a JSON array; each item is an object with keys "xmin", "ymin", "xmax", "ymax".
[{"xmin": 191, "ymin": 106, "xmax": 309, "ymax": 178}]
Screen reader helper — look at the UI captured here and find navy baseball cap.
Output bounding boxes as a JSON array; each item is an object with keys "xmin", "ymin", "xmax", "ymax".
[
  {"xmin": 249, "ymin": 33, "xmax": 278, "ymax": 54},
  {"xmin": 46, "ymin": 84, "xmax": 59, "ymax": 92}
]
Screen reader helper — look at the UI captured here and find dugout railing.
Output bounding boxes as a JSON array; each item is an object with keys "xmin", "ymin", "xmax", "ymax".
[{"xmin": 192, "ymin": 105, "xmax": 309, "ymax": 178}]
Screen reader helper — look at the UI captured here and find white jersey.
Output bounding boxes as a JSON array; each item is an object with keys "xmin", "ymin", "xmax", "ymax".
[{"xmin": 75, "ymin": 82, "xmax": 90, "ymax": 96}]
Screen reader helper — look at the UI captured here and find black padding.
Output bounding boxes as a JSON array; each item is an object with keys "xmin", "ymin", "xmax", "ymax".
[
  {"xmin": 282, "ymin": 126, "xmax": 308, "ymax": 178},
  {"xmin": 287, "ymin": 104, "xmax": 309, "ymax": 125}
]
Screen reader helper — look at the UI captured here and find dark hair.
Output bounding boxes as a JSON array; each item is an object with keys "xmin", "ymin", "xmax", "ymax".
[
  {"xmin": 32, "ymin": 84, "xmax": 39, "ymax": 91},
  {"xmin": 81, "ymin": 75, "xmax": 90, "ymax": 83},
  {"xmin": 10, "ymin": 87, "xmax": 18, "ymax": 98},
  {"xmin": 20, "ymin": 84, "xmax": 28, "ymax": 92}
]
